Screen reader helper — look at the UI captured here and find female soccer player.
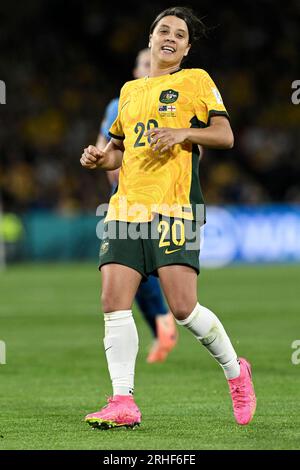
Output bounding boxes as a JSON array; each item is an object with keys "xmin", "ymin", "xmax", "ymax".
[
  {"xmin": 81, "ymin": 6, "xmax": 256, "ymax": 428},
  {"xmin": 97, "ymin": 48, "xmax": 178, "ymax": 364}
]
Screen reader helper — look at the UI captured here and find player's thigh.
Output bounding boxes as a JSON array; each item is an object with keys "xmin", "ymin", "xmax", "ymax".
[
  {"xmin": 99, "ymin": 220, "xmax": 145, "ymax": 312},
  {"xmin": 101, "ymin": 264, "xmax": 142, "ymax": 312},
  {"xmin": 157, "ymin": 265, "xmax": 198, "ymax": 320}
]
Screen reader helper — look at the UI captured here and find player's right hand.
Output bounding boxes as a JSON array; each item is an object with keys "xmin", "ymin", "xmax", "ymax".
[{"xmin": 80, "ymin": 145, "xmax": 104, "ymax": 169}]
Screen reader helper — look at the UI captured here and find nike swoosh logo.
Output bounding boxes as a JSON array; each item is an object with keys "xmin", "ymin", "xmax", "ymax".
[{"xmin": 165, "ymin": 248, "xmax": 182, "ymax": 255}]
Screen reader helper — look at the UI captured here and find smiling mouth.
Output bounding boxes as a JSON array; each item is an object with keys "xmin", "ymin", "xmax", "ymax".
[{"xmin": 161, "ymin": 46, "xmax": 176, "ymax": 54}]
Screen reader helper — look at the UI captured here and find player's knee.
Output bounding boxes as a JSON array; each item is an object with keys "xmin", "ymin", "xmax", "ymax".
[
  {"xmin": 101, "ymin": 291, "xmax": 115, "ymax": 313},
  {"xmin": 101, "ymin": 290, "xmax": 129, "ymax": 313},
  {"xmin": 171, "ymin": 304, "xmax": 191, "ymax": 321},
  {"xmin": 169, "ymin": 297, "xmax": 198, "ymax": 321}
]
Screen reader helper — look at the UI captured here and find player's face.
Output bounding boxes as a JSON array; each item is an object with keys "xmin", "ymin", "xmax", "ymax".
[
  {"xmin": 133, "ymin": 50, "xmax": 151, "ymax": 79},
  {"xmin": 150, "ymin": 16, "xmax": 191, "ymax": 67}
]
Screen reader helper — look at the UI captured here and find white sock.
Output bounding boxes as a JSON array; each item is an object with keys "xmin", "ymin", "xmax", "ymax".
[
  {"xmin": 176, "ymin": 303, "xmax": 240, "ymax": 379},
  {"xmin": 103, "ymin": 310, "xmax": 138, "ymax": 396}
]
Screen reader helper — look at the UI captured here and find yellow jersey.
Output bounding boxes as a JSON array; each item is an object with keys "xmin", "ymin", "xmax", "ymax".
[{"xmin": 107, "ymin": 68, "xmax": 229, "ymax": 223}]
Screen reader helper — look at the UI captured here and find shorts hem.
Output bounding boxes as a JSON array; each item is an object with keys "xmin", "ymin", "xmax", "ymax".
[
  {"xmin": 152, "ymin": 261, "xmax": 200, "ymax": 276},
  {"xmin": 98, "ymin": 261, "xmax": 147, "ymax": 279}
]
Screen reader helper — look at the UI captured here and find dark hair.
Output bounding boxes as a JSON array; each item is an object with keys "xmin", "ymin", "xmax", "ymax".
[{"xmin": 149, "ymin": 6, "xmax": 207, "ymax": 44}]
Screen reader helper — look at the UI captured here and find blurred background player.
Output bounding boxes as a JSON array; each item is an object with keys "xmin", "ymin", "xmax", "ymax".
[{"xmin": 96, "ymin": 48, "xmax": 177, "ymax": 364}]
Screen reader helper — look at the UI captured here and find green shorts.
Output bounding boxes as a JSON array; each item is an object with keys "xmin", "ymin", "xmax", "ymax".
[{"xmin": 99, "ymin": 214, "xmax": 201, "ymax": 278}]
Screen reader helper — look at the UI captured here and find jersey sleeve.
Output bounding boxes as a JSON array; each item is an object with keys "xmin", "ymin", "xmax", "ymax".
[
  {"xmin": 100, "ymin": 98, "xmax": 119, "ymax": 140},
  {"xmin": 194, "ymin": 70, "xmax": 229, "ymax": 126},
  {"xmin": 108, "ymin": 84, "xmax": 129, "ymax": 140}
]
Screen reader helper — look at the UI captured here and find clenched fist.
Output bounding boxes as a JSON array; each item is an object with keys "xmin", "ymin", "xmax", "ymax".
[{"xmin": 80, "ymin": 145, "xmax": 105, "ymax": 169}]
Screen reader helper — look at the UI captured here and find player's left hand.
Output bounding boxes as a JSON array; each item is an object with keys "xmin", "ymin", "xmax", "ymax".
[{"xmin": 144, "ymin": 127, "xmax": 188, "ymax": 154}]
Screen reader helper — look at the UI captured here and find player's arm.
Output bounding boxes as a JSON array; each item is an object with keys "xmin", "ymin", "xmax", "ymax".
[
  {"xmin": 145, "ymin": 116, "xmax": 233, "ymax": 154},
  {"xmin": 185, "ymin": 115, "xmax": 234, "ymax": 148},
  {"xmin": 96, "ymin": 134, "xmax": 120, "ymax": 186},
  {"xmin": 80, "ymin": 138, "xmax": 124, "ymax": 171}
]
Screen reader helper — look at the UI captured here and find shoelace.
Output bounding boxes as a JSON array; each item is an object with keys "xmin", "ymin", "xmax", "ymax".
[
  {"xmin": 102, "ymin": 396, "xmax": 115, "ymax": 409},
  {"xmin": 105, "ymin": 396, "xmax": 133, "ymax": 406},
  {"xmin": 103, "ymin": 396, "xmax": 138, "ymax": 419},
  {"xmin": 230, "ymin": 384, "xmax": 248, "ymax": 409}
]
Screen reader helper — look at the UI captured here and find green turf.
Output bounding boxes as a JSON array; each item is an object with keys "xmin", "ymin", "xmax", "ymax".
[{"xmin": 0, "ymin": 263, "xmax": 300, "ymax": 450}]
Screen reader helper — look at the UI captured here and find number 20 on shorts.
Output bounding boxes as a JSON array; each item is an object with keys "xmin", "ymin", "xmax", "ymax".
[{"xmin": 158, "ymin": 219, "xmax": 185, "ymax": 248}]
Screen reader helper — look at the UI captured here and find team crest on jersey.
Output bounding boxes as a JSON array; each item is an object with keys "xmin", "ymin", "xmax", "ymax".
[
  {"xmin": 159, "ymin": 89, "xmax": 179, "ymax": 104},
  {"xmin": 100, "ymin": 239, "xmax": 109, "ymax": 257}
]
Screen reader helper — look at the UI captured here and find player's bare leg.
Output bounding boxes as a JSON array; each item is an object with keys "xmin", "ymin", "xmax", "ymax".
[
  {"xmin": 100, "ymin": 263, "xmax": 142, "ymax": 312},
  {"xmin": 157, "ymin": 265, "xmax": 198, "ymax": 320},
  {"xmin": 158, "ymin": 265, "xmax": 256, "ymax": 425},
  {"xmin": 85, "ymin": 264, "xmax": 142, "ymax": 429}
]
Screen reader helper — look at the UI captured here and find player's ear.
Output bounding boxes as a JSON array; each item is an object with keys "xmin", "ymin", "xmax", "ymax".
[
  {"xmin": 148, "ymin": 34, "xmax": 152, "ymax": 48},
  {"xmin": 183, "ymin": 44, "xmax": 191, "ymax": 57}
]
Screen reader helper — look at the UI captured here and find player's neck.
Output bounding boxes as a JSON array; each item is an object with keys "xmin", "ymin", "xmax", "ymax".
[{"xmin": 149, "ymin": 63, "xmax": 181, "ymax": 78}]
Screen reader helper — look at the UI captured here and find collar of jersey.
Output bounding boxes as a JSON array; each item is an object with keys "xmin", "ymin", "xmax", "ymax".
[{"xmin": 144, "ymin": 68, "xmax": 182, "ymax": 81}]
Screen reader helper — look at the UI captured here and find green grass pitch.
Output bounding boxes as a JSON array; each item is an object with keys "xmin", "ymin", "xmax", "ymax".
[{"xmin": 0, "ymin": 263, "xmax": 300, "ymax": 450}]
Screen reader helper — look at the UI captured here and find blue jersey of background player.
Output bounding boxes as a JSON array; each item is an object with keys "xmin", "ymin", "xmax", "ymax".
[{"xmin": 96, "ymin": 48, "xmax": 177, "ymax": 363}]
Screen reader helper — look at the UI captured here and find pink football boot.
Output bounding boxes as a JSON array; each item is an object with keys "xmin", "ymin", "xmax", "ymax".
[
  {"xmin": 85, "ymin": 395, "xmax": 141, "ymax": 429},
  {"xmin": 228, "ymin": 357, "xmax": 257, "ymax": 425}
]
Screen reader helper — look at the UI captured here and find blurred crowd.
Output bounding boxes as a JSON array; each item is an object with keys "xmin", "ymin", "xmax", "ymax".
[{"xmin": 1, "ymin": 0, "xmax": 300, "ymax": 215}]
